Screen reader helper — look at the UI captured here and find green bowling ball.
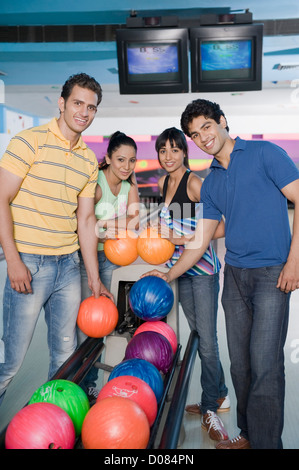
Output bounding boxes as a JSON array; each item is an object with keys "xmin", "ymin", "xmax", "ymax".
[{"xmin": 29, "ymin": 379, "xmax": 89, "ymax": 436}]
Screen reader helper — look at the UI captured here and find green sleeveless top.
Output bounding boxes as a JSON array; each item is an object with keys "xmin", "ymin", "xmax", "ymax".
[{"xmin": 95, "ymin": 170, "xmax": 131, "ymax": 251}]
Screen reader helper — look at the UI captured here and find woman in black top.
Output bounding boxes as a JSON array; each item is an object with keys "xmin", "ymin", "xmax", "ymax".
[{"xmin": 155, "ymin": 127, "xmax": 229, "ymax": 443}]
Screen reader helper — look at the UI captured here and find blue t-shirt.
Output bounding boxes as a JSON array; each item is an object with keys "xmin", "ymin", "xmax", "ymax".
[{"xmin": 201, "ymin": 137, "xmax": 299, "ymax": 268}]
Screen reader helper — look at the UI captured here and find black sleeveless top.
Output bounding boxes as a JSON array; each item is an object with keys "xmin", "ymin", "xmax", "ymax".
[{"xmin": 162, "ymin": 169, "xmax": 196, "ymax": 220}]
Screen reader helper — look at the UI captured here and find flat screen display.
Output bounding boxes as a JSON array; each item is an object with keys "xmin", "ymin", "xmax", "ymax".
[
  {"xmin": 116, "ymin": 28, "xmax": 189, "ymax": 94},
  {"xmin": 127, "ymin": 43, "xmax": 179, "ymax": 83},
  {"xmin": 201, "ymin": 39, "xmax": 252, "ymax": 80},
  {"xmin": 190, "ymin": 24, "xmax": 263, "ymax": 92}
]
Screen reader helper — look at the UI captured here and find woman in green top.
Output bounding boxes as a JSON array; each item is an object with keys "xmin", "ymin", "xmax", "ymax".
[
  {"xmin": 92, "ymin": 130, "xmax": 140, "ymax": 269},
  {"xmin": 79, "ymin": 131, "xmax": 140, "ymax": 402}
]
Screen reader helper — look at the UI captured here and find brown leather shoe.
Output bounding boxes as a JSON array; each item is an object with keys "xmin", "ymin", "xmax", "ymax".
[
  {"xmin": 185, "ymin": 395, "xmax": 230, "ymax": 415},
  {"xmin": 185, "ymin": 403, "xmax": 202, "ymax": 414},
  {"xmin": 201, "ymin": 410, "xmax": 229, "ymax": 441},
  {"xmin": 216, "ymin": 435, "xmax": 251, "ymax": 449}
]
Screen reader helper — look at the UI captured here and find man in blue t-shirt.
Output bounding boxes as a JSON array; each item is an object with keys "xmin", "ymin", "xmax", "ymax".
[{"xmin": 143, "ymin": 99, "xmax": 299, "ymax": 449}]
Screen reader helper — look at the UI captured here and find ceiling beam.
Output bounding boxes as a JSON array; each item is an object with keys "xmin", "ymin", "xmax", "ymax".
[{"xmin": 0, "ymin": 18, "xmax": 299, "ymax": 43}]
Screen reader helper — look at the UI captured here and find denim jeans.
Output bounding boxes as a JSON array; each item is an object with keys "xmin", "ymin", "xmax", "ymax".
[
  {"xmin": 178, "ymin": 272, "xmax": 228, "ymax": 414},
  {"xmin": 222, "ymin": 263, "xmax": 290, "ymax": 449},
  {"xmin": 79, "ymin": 250, "xmax": 118, "ymax": 303},
  {"xmin": 0, "ymin": 251, "xmax": 81, "ymax": 406},
  {"xmin": 78, "ymin": 250, "xmax": 119, "ymax": 392}
]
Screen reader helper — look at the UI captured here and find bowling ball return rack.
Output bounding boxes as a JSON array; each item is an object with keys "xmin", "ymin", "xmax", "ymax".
[
  {"xmin": 0, "ymin": 331, "xmax": 199, "ymax": 449},
  {"xmin": 0, "ymin": 330, "xmax": 199, "ymax": 449},
  {"xmin": 0, "ymin": 263, "xmax": 199, "ymax": 449}
]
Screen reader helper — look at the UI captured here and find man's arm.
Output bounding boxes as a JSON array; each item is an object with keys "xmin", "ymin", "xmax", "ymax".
[
  {"xmin": 142, "ymin": 218, "xmax": 220, "ymax": 283},
  {"xmin": 277, "ymin": 178, "xmax": 299, "ymax": 293},
  {"xmin": 77, "ymin": 196, "xmax": 113, "ymax": 300},
  {"xmin": 0, "ymin": 167, "xmax": 32, "ymax": 293}
]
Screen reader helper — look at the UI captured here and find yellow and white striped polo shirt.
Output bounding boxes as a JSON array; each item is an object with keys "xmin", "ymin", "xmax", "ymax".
[{"xmin": 0, "ymin": 118, "xmax": 98, "ymax": 255}]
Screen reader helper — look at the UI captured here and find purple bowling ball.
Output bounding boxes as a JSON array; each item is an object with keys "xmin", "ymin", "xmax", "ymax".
[{"xmin": 125, "ymin": 331, "xmax": 173, "ymax": 374}]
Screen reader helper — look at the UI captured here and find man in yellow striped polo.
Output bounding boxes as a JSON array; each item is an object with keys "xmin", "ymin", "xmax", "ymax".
[{"xmin": 0, "ymin": 73, "xmax": 111, "ymax": 406}]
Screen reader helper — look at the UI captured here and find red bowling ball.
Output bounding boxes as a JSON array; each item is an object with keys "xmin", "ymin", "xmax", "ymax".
[
  {"xmin": 97, "ymin": 375, "xmax": 157, "ymax": 426},
  {"xmin": 5, "ymin": 402, "xmax": 75, "ymax": 449}
]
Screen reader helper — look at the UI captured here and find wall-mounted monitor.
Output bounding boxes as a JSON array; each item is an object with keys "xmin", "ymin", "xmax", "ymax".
[
  {"xmin": 116, "ymin": 28, "xmax": 189, "ymax": 94},
  {"xmin": 190, "ymin": 24, "xmax": 263, "ymax": 92}
]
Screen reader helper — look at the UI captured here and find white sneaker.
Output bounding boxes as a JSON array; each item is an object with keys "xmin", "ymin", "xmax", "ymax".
[{"xmin": 217, "ymin": 395, "xmax": 231, "ymax": 413}]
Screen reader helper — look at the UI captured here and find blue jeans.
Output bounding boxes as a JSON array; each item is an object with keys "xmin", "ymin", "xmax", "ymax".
[
  {"xmin": 79, "ymin": 250, "xmax": 118, "ymax": 302},
  {"xmin": 178, "ymin": 272, "xmax": 228, "ymax": 414},
  {"xmin": 221, "ymin": 263, "xmax": 290, "ymax": 449},
  {"xmin": 0, "ymin": 251, "xmax": 81, "ymax": 406},
  {"xmin": 78, "ymin": 250, "xmax": 119, "ymax": 391}
]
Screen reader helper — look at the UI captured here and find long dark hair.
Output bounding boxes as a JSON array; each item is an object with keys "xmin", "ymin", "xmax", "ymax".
[
  {"xmin": 155, "ymin": 127, "xmax": 190, "ymax": 169},
  {"xmin": 99, "ymin": 131, "xmax": 137, "ymax": 185}
]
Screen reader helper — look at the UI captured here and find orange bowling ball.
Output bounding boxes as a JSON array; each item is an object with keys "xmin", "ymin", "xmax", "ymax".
[
  {"xmin": 137, "ymin": 227, "xmax": 175, "ymax": 265},
  {"xmin": 104, "ymin": 229, "xmax": 138, "ymax": 266},
  {"xmin": 81, "ymin": 396, "xmax": 150, "ymax": 449},
  {"xmin": 77, "ymin": 295, "xmax": 118, "ymax": 338}
]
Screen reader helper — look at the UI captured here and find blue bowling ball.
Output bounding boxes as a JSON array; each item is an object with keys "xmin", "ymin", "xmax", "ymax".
[
  {"xmin": 108, "ymin": 358, "xmax": 164, "ymax": 403},
  {"xmin": 129, "ymin": 276, "xmax": 174, "ymax": 321}
]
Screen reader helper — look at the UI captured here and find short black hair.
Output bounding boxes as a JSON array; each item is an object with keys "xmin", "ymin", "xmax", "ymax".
[
  {"xmin": 181, "ymin": 99, "xmax": 229, "ymax": 136},
  {"xmin": 61, "ymin": 73, "xmax": 102, "ymax": 105}
]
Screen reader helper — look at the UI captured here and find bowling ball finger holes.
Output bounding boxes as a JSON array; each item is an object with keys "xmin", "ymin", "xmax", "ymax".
[{"xmin": 48, "ymin": 443, "xmax": 62, "ymax": 449}]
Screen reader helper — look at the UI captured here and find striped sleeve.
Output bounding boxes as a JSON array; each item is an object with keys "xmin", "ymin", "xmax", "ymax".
[
  {"xmin": 0, "ymin": 129, "xmax": 37, "ymax": 178},
  {"xmin": 160, "ymin": 204, "xmax": 221, "ymax": 276},
  {"xmin": 78, "ymin": 157, "xmax": 98, "ymax": 198}
]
